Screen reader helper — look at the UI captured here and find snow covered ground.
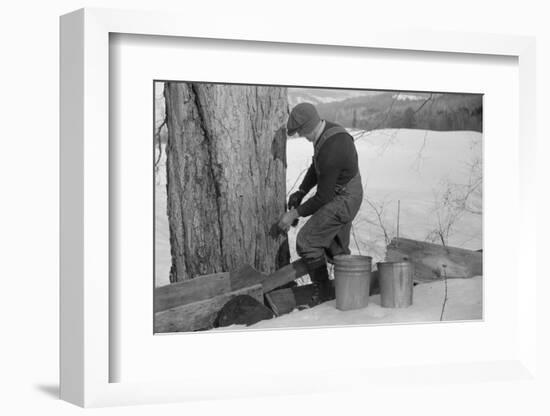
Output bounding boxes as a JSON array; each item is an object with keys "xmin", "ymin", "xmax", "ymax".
[{"xmin": 221, "ymin": 276, "xmax": 482, "ymax": 331}]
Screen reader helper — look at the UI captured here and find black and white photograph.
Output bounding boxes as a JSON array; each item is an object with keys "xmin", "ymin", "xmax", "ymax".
[{"xmin": 153, "ymin": 82, "xmax": 483, "ymax": 333}]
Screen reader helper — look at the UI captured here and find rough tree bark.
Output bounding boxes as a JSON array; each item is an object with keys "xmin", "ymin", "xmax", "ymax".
[{"xmin": 164, "ymin": 82, "xmax": 289, "ymax": 282}]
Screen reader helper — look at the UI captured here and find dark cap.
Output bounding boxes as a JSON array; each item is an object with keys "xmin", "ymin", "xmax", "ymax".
[{"xmin": 287, "ymin": 102, "xmax": 321, "ymax": 136}]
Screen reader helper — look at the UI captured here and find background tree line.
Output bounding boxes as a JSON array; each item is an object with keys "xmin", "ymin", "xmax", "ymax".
[
  {"xmin": 316, "ymin": 92, "xmax": 482, "ymax": 133},
  {"xmin": 157, "ymin": 89, "xmax": 483, "ymax": 149}
]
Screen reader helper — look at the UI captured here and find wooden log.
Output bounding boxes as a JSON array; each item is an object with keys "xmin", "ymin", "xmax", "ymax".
[
  {"xmin": 265, "ymin": 288, "xmax": 295, "ymax": 316},
  {"xmin": 215, "ymin": 295, "xmax": 274, "ymax": 327},
  {"xmin": 262, "ymin": 259, "xmax": 308, "ymax": 293},
  {"xmin": 264, "ymin": 284, "xmax": 318, "ymax": 316},
  {"xmin": 155, "ymin": 260, "xmax": 308, "ymax": 330},
  {"xmin": 385, "ymin": 237, "xmax": 482, "ymax": 282},
  {"xmin": 155, "ymin": 265, "xmax": 267, "ymax": 313},
  {"xmin": 154, "ymin": 272, "xmax": 230, "ymax": 312},
  {"xmin": 154, "ymin": 262, "xmax": 309, "ymax": 332},
  {"xmin": 230, "ymin": 263, "xmax": 267, "ymax": 291},
  {"xmin": 154, "ymin": 284, "xmax": 263, "ymax": 333}
]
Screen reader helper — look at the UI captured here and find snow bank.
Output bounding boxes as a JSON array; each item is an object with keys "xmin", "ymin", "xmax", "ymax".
[{"xmin": 211, "ymin": 276, "xmax": 482, "ymax": 331}]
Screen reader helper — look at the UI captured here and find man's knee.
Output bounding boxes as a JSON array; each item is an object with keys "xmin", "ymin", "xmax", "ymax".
[{"xmin": 296, "ymin": 228, "xmax": 323, "ymax": 261}]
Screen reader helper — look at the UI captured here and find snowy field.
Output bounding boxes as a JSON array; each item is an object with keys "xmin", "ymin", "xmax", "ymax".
[
  {"xmin": 223, "ymin": 276, "xmax": 482, "ymax": 330},
  {"xmin": 286, "ymin": 129, "xmax": 482, "ymax": 267}
]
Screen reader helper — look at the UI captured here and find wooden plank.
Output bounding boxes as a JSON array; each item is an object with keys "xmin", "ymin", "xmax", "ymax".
[
  {"xmin": 229, "ymin": 263, "xmax": 267, "ymax": 291},
  {"xmin": 264, "ymin": 284, "xmax": 318, "ymax": 316},
  {"xmin": 156, "ymin": 259, "xmax": 309, "ymax": 320},
  {"xmin": 265, "ymin": 288, "xmax": 295, "ymax": 316},
  {"xmin": 154, "ymin": 272, "xmax": 230, "ymax": 312},
  {"xmin": 154, "ymin": 284, "xmax": 263, "ymax": 333},
  {"xmin": 385, "ymin": 237, "xmax": 482, "ymax": 282},
  {"xmin": 262, "ymin": 259, "xmax": 308, "ymax": 293}
]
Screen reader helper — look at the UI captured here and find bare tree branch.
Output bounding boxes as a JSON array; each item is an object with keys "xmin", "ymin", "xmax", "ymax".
[
  {"xmin": 411, "ymin": 130, "xmax": 429, "ymax": 171},
  {"xmin": 354, "ymin": 92, "xmax": 401, "ymax": 141},
  {"xmin": 410, "ymin": 95, "xmax": 439, "ymax": 171},
  {"xmin": 286, "ymin": 166, "xmax": 309, "ymax": 197},
  {"xmin": 412, "ymin": 93, "xmax": 433, "ymax": 115},
  {"xmin": 440, "ymin": 264, "xmax": 449, "ymax": 321},
  {"xmin": 364, "ymin": 197, "xmax": 392, "ymax": 245},
  {"xmin": 154, "ymin": 115, "xmax": 167, "ymax": 171}
]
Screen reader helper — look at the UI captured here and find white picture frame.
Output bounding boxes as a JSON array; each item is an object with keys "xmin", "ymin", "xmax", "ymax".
[{"xmin": 60, "ymin": 7, "xmax": 538, "ymax": 408}]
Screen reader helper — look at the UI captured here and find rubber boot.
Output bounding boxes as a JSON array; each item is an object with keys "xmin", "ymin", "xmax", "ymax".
[{"xmin": 308, "ymin": 263, "xmax": 335, "ymax": 304}]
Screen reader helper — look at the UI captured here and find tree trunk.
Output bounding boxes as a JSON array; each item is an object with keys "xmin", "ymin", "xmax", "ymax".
[{"xmin": 164, "ymin": 82, "xmax": 289, "ymax": 282}]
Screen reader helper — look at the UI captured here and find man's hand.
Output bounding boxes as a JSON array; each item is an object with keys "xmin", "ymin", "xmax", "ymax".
[
  {"xmin": 287, "ymin": 190, "xmax": 306, "ymax": 210},
  {"xmin": 288, "ymin": 190, "xmax": 306, "ymax": 227},
  {"xmin": 277, "ymin": 209, "xmax": 299, "ymax": 233}
]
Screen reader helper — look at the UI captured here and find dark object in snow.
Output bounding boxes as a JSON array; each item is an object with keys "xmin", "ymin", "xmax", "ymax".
[
  {"xmin": 264, "ymin": 284, "xmax": 319, "ymax": 316},
  {"xmin": 215, "ymin": 295, "xmax": 274, "ymax": 327},
  {"xmin": 370, "ymin": 269, "xmax": 380, "ymax": 295}
]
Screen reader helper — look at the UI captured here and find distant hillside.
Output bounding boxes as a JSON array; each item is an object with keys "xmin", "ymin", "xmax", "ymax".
[
  {"xmin": 314, "ymin": 92, "xmax": 482, "ymax": 132},
  {"xmin": 288, "ymin": 88, "xmax": 381, "ymax": 108}
]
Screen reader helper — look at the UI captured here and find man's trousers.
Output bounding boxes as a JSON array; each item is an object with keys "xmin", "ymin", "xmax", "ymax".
[{"xmin": 296, "ymin": 174, "xmax": 363, "ymax": 271}]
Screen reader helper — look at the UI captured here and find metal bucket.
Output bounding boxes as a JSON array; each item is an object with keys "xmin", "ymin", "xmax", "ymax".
[
  {"xmin": 334, "ymin": 255, "xmax": 372, "ymax": 311},
  {"xmin": 377, "ymin": 261, "xmax": 413, "ymax": 308}
]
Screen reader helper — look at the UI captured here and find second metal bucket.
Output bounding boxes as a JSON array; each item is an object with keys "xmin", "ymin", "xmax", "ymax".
[
  {"xmin": 334, "ymin": 255, "xmax": 372, "ymax": 311},
  {"xmin": 377, "ymin": 261, "xmax": 413, "ymax": 308}
]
